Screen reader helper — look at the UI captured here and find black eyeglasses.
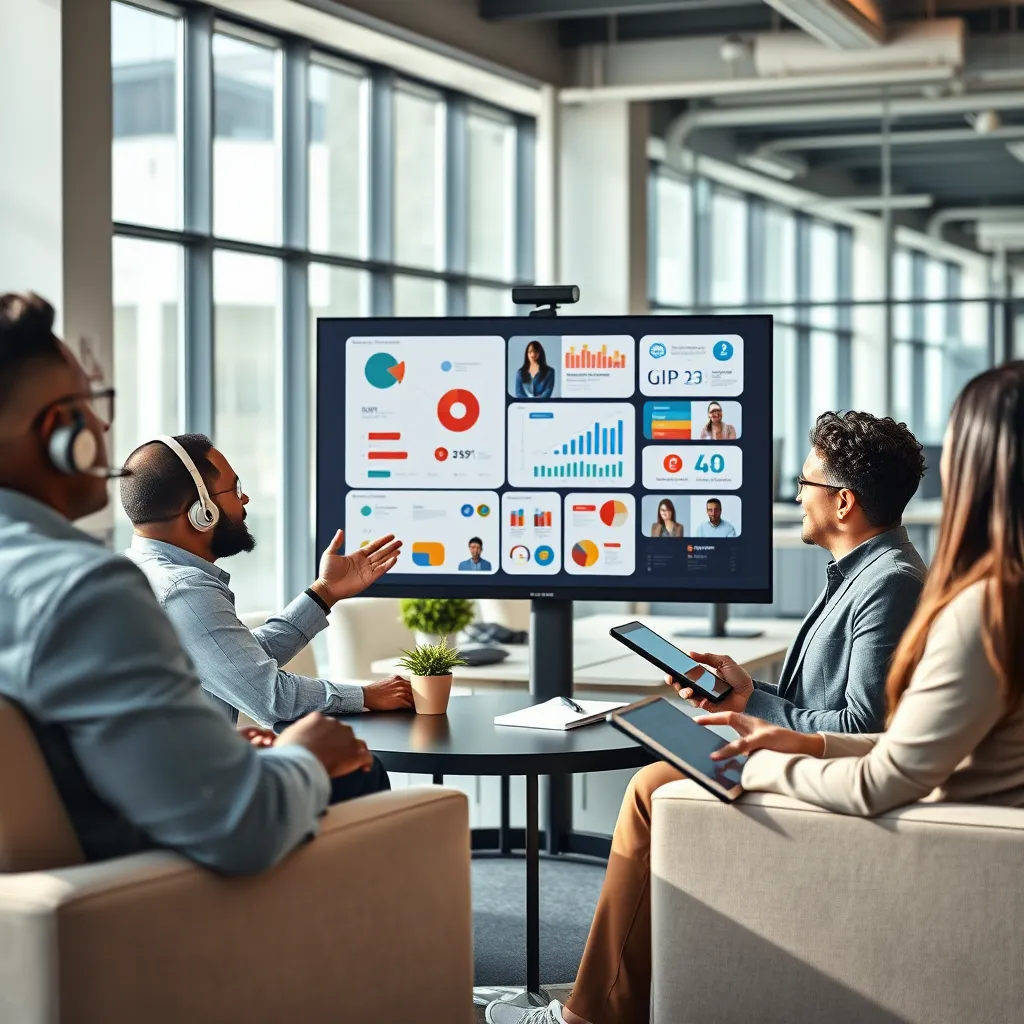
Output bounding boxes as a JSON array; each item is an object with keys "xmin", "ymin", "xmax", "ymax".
[
  {"xmin": 34, "ymin": 387, "xmax": 115, "ymax": 427},
  {"xmin": 797, "ymin": 476, "xmax": 850, "ymax": 495}
]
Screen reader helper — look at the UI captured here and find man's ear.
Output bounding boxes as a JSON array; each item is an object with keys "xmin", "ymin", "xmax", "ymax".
[{"xmin": 835, "ymin": 487, "xmax": 857, "ymax": 522}]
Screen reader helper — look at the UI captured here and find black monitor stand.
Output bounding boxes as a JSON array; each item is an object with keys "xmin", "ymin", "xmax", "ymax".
[{"xmin": 674, "ymin": 602, "xmax": 764, "ymax": 639}]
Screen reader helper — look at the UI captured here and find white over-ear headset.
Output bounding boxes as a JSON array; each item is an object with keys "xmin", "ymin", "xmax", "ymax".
[
  {"xmin": 48, "ymin": 411, "xmax": 99, "ymax": 476},
  {"xmin": 153, "ymin": 435, "xmax": 220, "ymax": 533}
]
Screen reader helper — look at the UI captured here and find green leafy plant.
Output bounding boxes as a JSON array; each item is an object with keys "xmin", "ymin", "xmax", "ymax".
[
  {"xmin": 398, "ymin": 598, "xmax": 475, "ymax": 636},
  {"xmin": 397, "ymin": 637, "xmax": 467, "ymax": 678}
]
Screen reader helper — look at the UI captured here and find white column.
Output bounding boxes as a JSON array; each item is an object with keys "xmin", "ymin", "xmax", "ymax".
[
  {"xmin": 0, "ymin": 0, "xmax": 114, "ymax": 537},
  {"xmin": 851, "ymin": 219, "xmax": 889, "ymax": 416},
  {"xmin": 558, "ymin": 100, "xmax": 649, "ymax": 315}
]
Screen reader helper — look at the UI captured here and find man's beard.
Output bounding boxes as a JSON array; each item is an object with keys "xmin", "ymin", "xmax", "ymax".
[{"xmin": 210, "ymin": 511, "xmax": 256, "ymax": 558}]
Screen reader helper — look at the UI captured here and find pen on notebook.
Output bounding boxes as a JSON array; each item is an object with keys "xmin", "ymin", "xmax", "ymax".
[{"xmin": 560, "ymin": 695, "xmax": 585, "ymax": 715}]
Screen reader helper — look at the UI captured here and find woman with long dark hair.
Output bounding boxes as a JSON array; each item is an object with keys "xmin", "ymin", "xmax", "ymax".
[
  {"xmin": 699, "ymin": 401, "xmax": 737, "ymax": 440},
  {"xmin": 486, "ymin": 362, "xmax": 1024, "ymax": 1024},
  {"xmin": 515, "ymin": 340, "xmax": 555, "ymax": 399},
  {"xmin": 649, "ymin": 498, "xmax": 683, "ymax": 538}
]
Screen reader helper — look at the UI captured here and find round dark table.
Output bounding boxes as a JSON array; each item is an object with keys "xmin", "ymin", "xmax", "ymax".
[{"xmin": 337, "ymin": 692, "xmax": 653, "ymax": 995}]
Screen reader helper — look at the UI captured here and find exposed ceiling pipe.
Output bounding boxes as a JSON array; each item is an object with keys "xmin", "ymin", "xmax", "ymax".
[
  {"xmin": 755, "ymin": 124, "xmax": 1024, "ymax": 157},
  {"xmin": 665, "ymin": 89, "xmax": 1024, "ymax": 162},
  {"xmin": 927, "ymin": 207, "xmax": 1024, "ymax": 241}
]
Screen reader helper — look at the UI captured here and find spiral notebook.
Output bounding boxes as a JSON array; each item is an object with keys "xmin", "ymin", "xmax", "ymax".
[{"xmin": 494, "ymin": 697, "xmax": 629, "ymax": 731}]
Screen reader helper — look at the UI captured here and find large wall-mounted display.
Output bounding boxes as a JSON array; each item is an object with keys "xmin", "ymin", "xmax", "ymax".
[{"xmin": 317, "ymin": 316, "xmax": 772, "ymax": 602}]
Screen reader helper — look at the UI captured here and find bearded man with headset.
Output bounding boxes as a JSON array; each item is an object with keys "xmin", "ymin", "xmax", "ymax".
[{"xmin": 120, "ymin": 436, "xmax": 413, "ymax": 748}]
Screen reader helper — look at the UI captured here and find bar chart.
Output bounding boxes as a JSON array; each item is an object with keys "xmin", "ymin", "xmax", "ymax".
[
  {"xmin": 564, "ymin": 343, "xmax": 627, "ymax": 369},
  {"xmin": 509, "ymin": 403, "xmax": 636, "ymax": 488}
]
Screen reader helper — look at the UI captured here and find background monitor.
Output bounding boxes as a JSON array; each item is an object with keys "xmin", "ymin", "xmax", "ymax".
[{"xmin": 317, "ymin": 315, "xmax": 773, "ymax": 603}]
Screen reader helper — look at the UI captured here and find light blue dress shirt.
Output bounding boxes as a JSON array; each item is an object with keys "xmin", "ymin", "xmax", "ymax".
[
  {"xmin": 457, "ymin": 557, "xmax": 492, "ymax": 572},
  {"xmin": 125, "ymin": 537, "xmax": 365, "ymax": 728},
  {"xmin": 694, "ymin": 519, "xmax": 737, "ymax": 538},
  {"xmin": 0, "ymin": 489, "xmax": 330, "ymax": 874}
]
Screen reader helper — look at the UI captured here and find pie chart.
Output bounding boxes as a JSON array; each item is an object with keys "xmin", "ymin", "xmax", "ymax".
[
  {"xmin": 437, "ymin": 388, "xmax": 480, "ymax": 433},
  {"xmin": 600, "ymin": 499, "xmax": 629, "ymax": 527},
  {"xmin": 571, "ymin": 539, "xmax": 600, "ymax": 568},
  {"xmin": 365, "ymin": 352, "xmax": 405, "ymax": 389}
]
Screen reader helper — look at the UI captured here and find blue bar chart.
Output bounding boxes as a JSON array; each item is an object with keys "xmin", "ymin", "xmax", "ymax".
[{"xmin": 508, "ymin": 402, "xmax": 635, "ymax": 488}]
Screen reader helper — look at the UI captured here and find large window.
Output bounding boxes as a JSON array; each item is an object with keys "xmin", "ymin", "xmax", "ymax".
[
  {"xmin": 649, "ymin": 167, "xmax": 852, "ymax": 497},
  {"xmin": 112, "ymin": 0, "xmax": 533, "ymax": 608}
]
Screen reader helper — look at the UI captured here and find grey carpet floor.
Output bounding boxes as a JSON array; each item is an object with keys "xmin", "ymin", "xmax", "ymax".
[{"xmin": 471, "ymin": 856, "xmax": 606, "ymax": 988}]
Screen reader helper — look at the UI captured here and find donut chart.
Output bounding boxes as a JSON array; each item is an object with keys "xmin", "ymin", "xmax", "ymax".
[
  {"xmin": 437, "ymin": 388, "xmax": 481, "ymax": 433},
  {"xmin": 571, "ymin": 539, "xmax": 600, "ymax": 568}
]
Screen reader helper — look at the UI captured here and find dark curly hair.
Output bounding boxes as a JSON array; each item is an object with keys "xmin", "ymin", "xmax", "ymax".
[{"xmin": 809, "ymin": 411, "xmax": 925, "ymax": 527}]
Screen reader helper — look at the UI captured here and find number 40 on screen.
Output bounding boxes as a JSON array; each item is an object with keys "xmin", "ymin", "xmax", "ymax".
[{"xmin": 694, "ymin": 453, "xmax": 725, "ymax": 473}]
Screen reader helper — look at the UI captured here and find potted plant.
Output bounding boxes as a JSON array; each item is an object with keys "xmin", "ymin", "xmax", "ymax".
[
  {"xmin": 397, "ymin": 637, "xmax": 467, "ymax": 715},
  {"xmin": 399, "ymin": 598, "xmax": 475, "ymax": 647}
]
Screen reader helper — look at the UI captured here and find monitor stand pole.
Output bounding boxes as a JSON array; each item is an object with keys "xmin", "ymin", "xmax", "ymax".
[
  {"xmin": 673, "ymin": 602, "xmax": 765, "ymax": 639},
  {"xmin": 530, "ymin": 598, "xmax": 573, "ymax": 854}
]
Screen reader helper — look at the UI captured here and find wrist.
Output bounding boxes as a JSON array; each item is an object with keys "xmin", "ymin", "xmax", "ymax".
[
  {"xmin": 309, "ymin": 578, "xmax": 337, "ymax": 610},
  {"xmin": 804, "ymin": 733, "xmax": 826, "ymax": 758}
]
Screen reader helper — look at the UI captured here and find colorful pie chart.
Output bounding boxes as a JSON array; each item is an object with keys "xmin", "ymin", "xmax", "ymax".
[
  {"xmin": 600, "ymin": 499, "xmax": 629, "ymax": 527},
  {"xmin": 571, "ymin": 539, "xmax": 600, "ymax": 568},
  {"xmin": 437, "ymin": 388, "xmax": 480, "ymax": 433},
  {"xmin": 364, "ymin": 352, "xmax": 405, "ymax": 389}
]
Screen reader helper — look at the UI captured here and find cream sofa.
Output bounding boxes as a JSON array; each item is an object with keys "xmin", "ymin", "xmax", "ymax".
[
  {"xmin": 0, "ymin": 699, "xmax": 474, "ymax": 1024},
  {"xmin": 651, "ymin": 780, "xmax": 1024, "ymax": 1024}
]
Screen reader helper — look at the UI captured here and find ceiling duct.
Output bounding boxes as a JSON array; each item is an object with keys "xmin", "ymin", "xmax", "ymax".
[
  {"xmin": 754, "ymin": 19, "xmax": 963, "ymax": 75},
  {"xmin": 760, "ymin": 0, "xmax": 886, "ymax": 49}
]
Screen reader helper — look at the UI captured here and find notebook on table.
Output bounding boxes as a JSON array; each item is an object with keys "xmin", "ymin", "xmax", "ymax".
[{"xmin": 494, "ymin": 697, "xmax": 629, "ymax": 731}]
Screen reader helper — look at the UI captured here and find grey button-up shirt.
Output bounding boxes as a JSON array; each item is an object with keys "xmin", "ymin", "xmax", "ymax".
[
  {"xmin": 0, "ymin": 489, "xmax": 330, "ymax": 873},
  {"xmin": 125, "ymin": 537, "xmax": 365, "ymax": 728}
]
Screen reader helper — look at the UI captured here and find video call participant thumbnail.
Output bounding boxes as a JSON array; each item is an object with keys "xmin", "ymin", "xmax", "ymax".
[
  {"xmin": 514, "ymin": 340, "xmax": 555, "ymax": 399},
  {"xmin": 699, "ymin": 401, "xmax": 737, "ymax": 440},
  {"xmin": 458, "ymin": 536, "xmax": 492, "ymax": 571},
  {"xmin": 694, "ymin": 498, "xmax": 736, "ymax": 538},
  {"xmin": 649, "ymin": 498, "xmax": 683, "ymax": 538}
]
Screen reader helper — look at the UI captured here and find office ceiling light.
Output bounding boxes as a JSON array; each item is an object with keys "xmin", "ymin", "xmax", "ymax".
[
  {"xmin": 760, "ymin": 0, "xmax": 886, "ymax": 49},
  {"xmin": 809, "ymin": 194, "xmax": 934, "ymax": 211},
  {"xmin": 1007, "ymin": 141, "xmax": 1024, "ymax": 164},
  {"xmin": 739, "ymin": 151, "xmax": 809, "ymax": 181}
]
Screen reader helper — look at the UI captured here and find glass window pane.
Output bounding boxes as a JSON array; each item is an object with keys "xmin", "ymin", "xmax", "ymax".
[
  {"xmin": 893, "ymin": 341, "xmax": 913, "ymax": 426},
  {"xmin": 468, "ymin": 285, "xmax": 515, "ymax": 316},
  {"xmin": 810, "ymin": 330, "xmax": 838, "ymax": 415},
  {"xmin": 112, "ymin": 236, "xmax": 183, "ymax": 550},
  {"xmin": 112, "ymin": 2, "xmax": 181, "ymax": 229},
  {"xmin": 308, "ymin": 60, "xmax": 367, "ymax": 257},
  {"xmin": 809, "ymin": 222, "xmax": 837, "ymax": 329},
  {"xmin": 467, "ymin": 109, "xmax": 515, "ymax": 280},
  {"xmin": 654, "ymin": 173, "xmax": 692, "ymax": 307},
  {"xmin": 214, "ymin": 250, "xmax": 282, "ymax": 611},
  {"xmin": 394, "ymin": 275, "xmax": 445, "ymax": 316},
  {"xmin": 710, "ymin": 189, "xmax": 746, "ymax": 306},
  {"xmin": 213, "ymin": 33, "xmax": 281, "ymax": 245},
  {"xmin": 762, "ymin": 206, "xmax": 795, "ymax": 306},
  {"xmin": 924, "ymin": 345, "xmax": 944, "ymax": 442},
  {"xmin": 925, "ymin": 258, "xmax": 947, "ymax": 343},
  {"xmin": 394, "ymin": 84, "xmax": 445, "ymax": 270},
  {"xmin": 894, "ymin": 248, "xmax": 913, "ymax": 340}
]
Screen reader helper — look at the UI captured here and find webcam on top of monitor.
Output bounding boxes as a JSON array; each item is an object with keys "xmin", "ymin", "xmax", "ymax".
[{"xmin": 511, "ymin": 285, "xmax": 580, "ymax": 317}]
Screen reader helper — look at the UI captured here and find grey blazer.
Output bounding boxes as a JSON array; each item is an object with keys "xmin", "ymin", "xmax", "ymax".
[{"xmin": 745, "ymin": 526, "xmax": 926, "ymax": 734}]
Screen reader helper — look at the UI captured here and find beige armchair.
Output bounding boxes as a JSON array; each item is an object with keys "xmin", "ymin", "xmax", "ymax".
[
  {"xmin": 650, "ymin": 780, "xmax": 1024, "ymax": 1024},
  {"xmin": 0, "ymin": 699, "xmax": 474, "ymax": 1024}
]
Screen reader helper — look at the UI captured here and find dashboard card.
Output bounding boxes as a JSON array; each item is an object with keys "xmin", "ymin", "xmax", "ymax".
[{"xmin": 640, "ymin": 335, "xmax": 744, "ymax": 398}]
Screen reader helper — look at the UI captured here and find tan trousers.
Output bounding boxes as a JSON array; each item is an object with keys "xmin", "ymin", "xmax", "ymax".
[{"xmin": 566, "ymin": 761, "xmax": 685, "ymax": 1024}]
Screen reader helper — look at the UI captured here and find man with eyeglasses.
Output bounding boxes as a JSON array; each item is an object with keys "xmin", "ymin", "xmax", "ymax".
[
  {"xmin": 119, "ymin": 435, "xmax": 414, "ymax": 800},
  {"xmin": 673, "ymin": 410, "xmax": 928, "ymax": 734},
  {"xmin": 0, "ymin": 292, "xmax": 380, "ymax": 873}
]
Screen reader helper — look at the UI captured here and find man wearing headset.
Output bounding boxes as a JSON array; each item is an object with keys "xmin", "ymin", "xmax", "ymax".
[
  {"xmin": 0, "ymin": 292, "xmax": 376, "ymax": 872},
  {"xmin": 118, "ymin": 435, "xmax": 414, "ymax": 761}
]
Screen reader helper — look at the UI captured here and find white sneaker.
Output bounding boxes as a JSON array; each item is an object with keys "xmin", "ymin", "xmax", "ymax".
[{"xmin": 484, "ymin": 998, "xmax": 565, "ymax": 1024}]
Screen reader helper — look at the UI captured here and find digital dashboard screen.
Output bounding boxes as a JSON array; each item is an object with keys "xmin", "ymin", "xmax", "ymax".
[{"xmin": 317, "ymin": 316, "xmax": 772, "ymax": 602}]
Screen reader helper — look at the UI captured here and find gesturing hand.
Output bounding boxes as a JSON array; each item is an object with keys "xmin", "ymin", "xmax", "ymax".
[
  {"xmin": 665, "ymin": 650, "xmax": 754, "ymax": 714},
  {"xmin": 695, "ymin": 710, "xmax": 825, "ymax": 761},
  {"xmin": 310, "ymin": 530, "xmax": 402, "ymax": 607},
  {"xmin": 363, "ymin": 675, "xmax": 414, "ymax": 712}
]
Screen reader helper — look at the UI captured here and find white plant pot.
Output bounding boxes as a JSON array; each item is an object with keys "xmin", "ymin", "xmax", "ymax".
[
  {"xmin": 410, "ymin": 674, "xmax": 453, "ymax": 715},
  {"xmin": 414, "ymin": 631, "xmax": 445, "ymax": 648}
]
